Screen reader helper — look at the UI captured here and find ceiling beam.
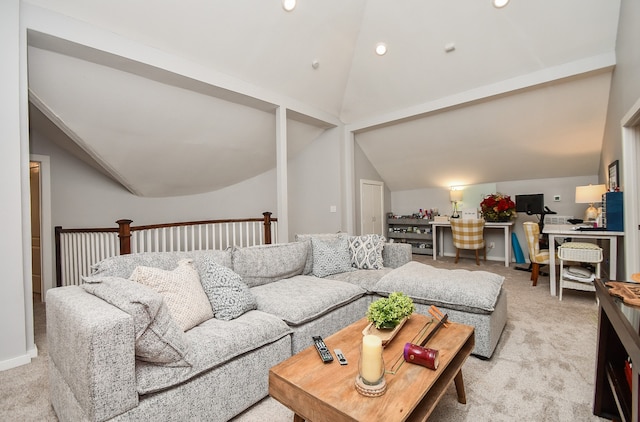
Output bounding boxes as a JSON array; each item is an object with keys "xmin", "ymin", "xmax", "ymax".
[{"xmin": 347, "ymin": 52, "xmax": 616, "ymax": 134}]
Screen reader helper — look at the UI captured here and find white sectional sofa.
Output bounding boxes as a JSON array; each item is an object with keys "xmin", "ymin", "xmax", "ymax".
[{"xmin": 46, "ymin": 234, "xmax": 507, "ymax": 421}]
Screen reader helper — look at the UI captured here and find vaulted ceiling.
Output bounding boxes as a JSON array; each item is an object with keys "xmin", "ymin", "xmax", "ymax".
[{"xmin": 25, "ymin": 0, "xmax": 620, "ymax": 196}]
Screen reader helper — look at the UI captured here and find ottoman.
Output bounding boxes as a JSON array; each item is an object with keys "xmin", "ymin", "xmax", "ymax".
[{"xmin": 373, "ymin": 261, "xmax": 507, "ymax": 359}]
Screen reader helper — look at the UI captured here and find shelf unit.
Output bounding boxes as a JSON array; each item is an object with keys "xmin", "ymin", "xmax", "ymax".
[
  {"xmin": 594, "ymin": 279, "xmax": 640, "ymax": 422},
  {"xmin": 387, "ymin": 218, "xmax": 433, "ymax": 255}
]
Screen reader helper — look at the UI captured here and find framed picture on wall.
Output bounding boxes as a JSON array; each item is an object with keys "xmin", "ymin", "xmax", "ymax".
[{"xmin": 608, "ymin": 160, "xmax": 619, "ymax": 191}]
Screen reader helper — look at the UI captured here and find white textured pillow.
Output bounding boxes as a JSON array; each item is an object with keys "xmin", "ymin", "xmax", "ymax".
[
  {"xmin": 349, "ymin": 234, "xmax": 385, "ymax": 269},
  {"xmin": 130, "ymin": 259, "xmax": 213, "ymax": 331}
]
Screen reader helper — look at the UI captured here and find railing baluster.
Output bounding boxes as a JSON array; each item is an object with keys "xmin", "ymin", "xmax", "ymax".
[{"xmin": 55, "ymin": 213, "xmax": 277, "ymax": 286}]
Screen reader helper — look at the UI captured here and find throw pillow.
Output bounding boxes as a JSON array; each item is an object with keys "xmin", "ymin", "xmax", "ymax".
[
  {"xmin": 81, "ymin": 275, "xmax": 191, "ymax": 366},
  {"xmin": 311, "ymin": 235, "xmax": 354, "ymax": 278},
  {"xmin": 196, "ymin": 255, "xmax": 257, "ymax": 321},
  {"xmin": 349, "ymin": 234, "xmax": 385, "ymax": 269},
  {"xmin": 130, "ymin": 259, "xmax": 214, "ymax": 331},
  {"xmin": 295, "ymin": 233, "xmax": 344, "ymax": 275}
]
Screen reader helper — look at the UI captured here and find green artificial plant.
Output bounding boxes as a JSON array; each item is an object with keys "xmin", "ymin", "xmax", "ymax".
[{"xmin": 366, "ymin": 292, "xmax": 415, "ymax": 329}]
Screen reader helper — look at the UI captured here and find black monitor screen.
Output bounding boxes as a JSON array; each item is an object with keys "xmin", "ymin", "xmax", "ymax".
[{"xmin": 515, "ymin": 194, "xmax": 544, "ymax": 215}]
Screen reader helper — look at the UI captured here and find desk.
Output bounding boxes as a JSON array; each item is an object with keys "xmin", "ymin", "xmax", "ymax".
[
  {"xmin": 542, "ymin": 224, "xmax": 624, "ymax": 297},
  {"xmin": 430, "ymin": 221, "xmax": 514, "ymax": 267}
]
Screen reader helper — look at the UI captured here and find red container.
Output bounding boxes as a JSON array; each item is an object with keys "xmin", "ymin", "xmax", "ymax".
[
  {"xmin": 624, "ymin": 360, "xmax": 633, "ymax": 390},
  {"xmin": 403, "ymin": 343, "xmax": 439, "ymax": 370}
]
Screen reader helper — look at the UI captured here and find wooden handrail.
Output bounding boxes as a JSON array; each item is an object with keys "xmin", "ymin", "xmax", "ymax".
[{"xmin": 55, "ymin": 213, "xmax": 277, "ymax": 286}]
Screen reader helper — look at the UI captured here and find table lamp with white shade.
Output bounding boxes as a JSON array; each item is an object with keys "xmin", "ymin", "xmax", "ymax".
[
  {"xmin": 575, "ymin": 184, "xmax": 607, "ymax": 221},
  {"xmin": 450, "ymin": 188, "xmax": 463, "ymax": 219}
]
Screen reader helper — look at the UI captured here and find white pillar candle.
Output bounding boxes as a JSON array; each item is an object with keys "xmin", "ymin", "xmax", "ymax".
[{"xmin": 361, "ymin": 335, "xmax": 383, "ymax": 383}]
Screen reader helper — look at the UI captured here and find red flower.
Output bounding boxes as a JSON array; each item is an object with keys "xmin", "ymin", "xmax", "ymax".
[{"xmin": 480, "ymin": 193, "xmax": 516, "ymax": 221}]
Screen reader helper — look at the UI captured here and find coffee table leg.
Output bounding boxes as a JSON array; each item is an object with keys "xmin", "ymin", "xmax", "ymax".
[
  {"xmin": 293, "ymin": 413, "xmax": 305, "ymax": 422},
  {"xmin": 454, "ymin": 369, "xmax": 466, "ymax": 404}
]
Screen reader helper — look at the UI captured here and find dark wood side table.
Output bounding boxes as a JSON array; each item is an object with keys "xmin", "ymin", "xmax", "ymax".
[{"xmin": 594, "ymin": 279, "xmax": 640, "ymax": 422}]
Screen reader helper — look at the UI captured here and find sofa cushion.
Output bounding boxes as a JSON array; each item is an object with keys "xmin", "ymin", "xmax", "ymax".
[
  {"xmin": 134, "ymin": 310, "xmax": 292, "ymax": 394},
  {"xmin": 374, "ymin": 261, "xmax": 504, "ymax": 314},
  {"xmin": 348, "ymin": 234, "xmax": 385, "ymax": 269},
  {"xmin": 198, "ymin": 254, "xmax": 257, "ymax": 320},
  {"xmin": 250, "ymin": 275, "xmax": 366, "ymax": 326},
  {"xmin": 232, "ymin": 242, "xmax": 308, "ymax": 288},
  {"xmin": 130, "ymin": 259, "xmax": 214, "ymax": 331},
  {"xmin": 81, "ymin": 276, "xmax": 191, "ymax": 366},
  {"xmin": 91, "ymin": 250, "xmax": 233, "ymax": 279},
  {"xmin": 325, "ymin": 268, "xmax": 394, "ymax": 292},
  {"xmin": 311, "ymin": 236, "xmax": 354, "ymax": 278}
]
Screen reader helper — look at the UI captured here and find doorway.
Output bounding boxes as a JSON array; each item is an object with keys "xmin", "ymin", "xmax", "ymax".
[
  {"xmin": 29, "ymin": 154, "xmax": 52, "ymax": 303},
  {"xmin": 621, "ymin": 99, "xmax": 640, "ymax": 277},
  {"xmin": 30, "ymin": 161, "xmax": 42, "ymax": 301},
  {"xmin": 360, "ymin": 180, "xmax": 384, "ymax": 235}
]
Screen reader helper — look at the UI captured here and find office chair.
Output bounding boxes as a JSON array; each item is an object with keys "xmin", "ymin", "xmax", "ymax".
[
  {"xmin": 522, "ymin": 221, "xmax": 550, "ymax": 286},
  {"xmin": 450, "ymin": 218, "xmax": 486, "ymax": 265}
]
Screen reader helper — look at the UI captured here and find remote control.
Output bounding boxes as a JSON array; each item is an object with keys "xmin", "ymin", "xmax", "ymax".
[
  {"xmin": 312, "ymin": 336, "xmax": 333, "ymax": 363},
  {"xmin": 334, "ymin": 349, "xmax": 348, "ymax": 365}
]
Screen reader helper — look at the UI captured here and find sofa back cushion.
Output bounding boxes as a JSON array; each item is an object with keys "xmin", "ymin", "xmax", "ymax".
[
  {"xmin": 91, "ymin": 250, "xmax": 233, "ymax": 279},
  {"xmin": 82, "ymin": 276, "xmax": 191, "ymax": 366},
  {"xmin": 231, "ymin": 242, "xmax": 309, "ymax": 288}
]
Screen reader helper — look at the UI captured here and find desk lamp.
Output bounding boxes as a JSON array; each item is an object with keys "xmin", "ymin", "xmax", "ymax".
[
  {"xmin": 450, "ymin": 189, "xmax": 463, "ymax": 219},
  {"xmin": 575, "ymin": 184, "xmax": 606, "ymax": 221}
]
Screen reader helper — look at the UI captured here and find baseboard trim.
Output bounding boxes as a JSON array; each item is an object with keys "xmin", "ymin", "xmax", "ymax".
[{"xmin": 0, "ymin": 353, "xmax": 32, "ymax": 372}]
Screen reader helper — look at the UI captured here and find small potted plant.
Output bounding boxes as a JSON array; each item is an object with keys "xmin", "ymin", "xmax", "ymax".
[{"xmin": 366, "ymin": 292, "xmax": 415, "ymax": 330}]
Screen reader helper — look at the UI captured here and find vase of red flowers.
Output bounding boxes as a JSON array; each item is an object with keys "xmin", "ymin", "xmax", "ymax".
[{"xmin": 480, "ymin": 193, "xmax": 517, "ymax": 222}]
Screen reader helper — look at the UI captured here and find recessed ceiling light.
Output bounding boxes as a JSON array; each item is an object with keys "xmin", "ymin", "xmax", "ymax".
[
  {"xmin": 492, "ymin": 0, "xmax": 509, "ymax": 8},
  {"xmin": 375, "ymin": 43, "xmax": 387, "ymax": 56},
  {"xmin": 282, "ymin": 0, "xmax": 296, "ymax": 12}
]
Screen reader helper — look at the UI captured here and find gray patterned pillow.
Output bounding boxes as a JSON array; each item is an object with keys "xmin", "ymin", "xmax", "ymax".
[
  {"xmin": 349, "ymin": 234, "xmax": 385, "ymax": 269},
  {"xmin": 82, "ymin": 276, "xmax": 191, "ymax": 366},
  {"xmin": 295, "ymin": 233, "xmax": 343, "ymax": 275},
  {"xmin": 311, "ymin": 235, "xmax": 354, "ymax": 278},
  {"xmin": 197, "ymin": 255, "xmax": 257, "ymax": 321}
]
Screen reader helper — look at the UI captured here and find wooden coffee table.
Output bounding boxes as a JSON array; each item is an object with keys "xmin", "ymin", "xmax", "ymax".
[{"xmin": 269, "ymin": 314, "xmax": 475, "ymax": 422}]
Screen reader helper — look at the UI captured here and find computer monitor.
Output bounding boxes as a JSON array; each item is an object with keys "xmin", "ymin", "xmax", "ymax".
[{"xmin": 515, "ymin": 194, "xmax": 544, "ymax": 215}]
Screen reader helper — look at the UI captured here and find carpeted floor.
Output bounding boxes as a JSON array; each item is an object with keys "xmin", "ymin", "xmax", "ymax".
[{"xmin": 0, "ymin": 255, "xmax": 609, "ymax": 421}]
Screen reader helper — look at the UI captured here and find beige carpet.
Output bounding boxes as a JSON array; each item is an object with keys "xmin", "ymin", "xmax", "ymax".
[{"xmin": 0, "ymin": 255, "xmax": 609, "ymax": 421}]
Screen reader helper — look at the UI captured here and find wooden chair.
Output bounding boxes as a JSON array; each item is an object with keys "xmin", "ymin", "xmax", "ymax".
[
  {"xmin": 450, "ymin": 218, "xmax": 486, "ymax": 265},
  {"xmin": 522, "ymin": 221, "xmax": 550, "ymax": 286}
]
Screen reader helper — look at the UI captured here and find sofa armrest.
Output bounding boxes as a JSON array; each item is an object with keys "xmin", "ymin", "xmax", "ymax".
[
  {"xmin": 47, "ymin": 286, "xmax": 138, "ymax": 421},
  {"xmin": 382, "ymin": 242, "xmax": 412, "ymax": 268}
]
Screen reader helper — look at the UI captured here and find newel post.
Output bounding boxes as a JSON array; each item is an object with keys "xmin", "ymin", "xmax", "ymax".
[
  {"xmin": 262, "ymin": 212, "xmax": 272, "ymax": 244},
  {"xmin": 54, "ymin": 226, "xmax": 62, "ymax": 287},
  {"xmin": 117, "ymin": 219, "xmax": 133, "ymax": 255}
]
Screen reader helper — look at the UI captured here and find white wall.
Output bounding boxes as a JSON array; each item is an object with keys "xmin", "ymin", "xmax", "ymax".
[
  {"xmin": 0, "ymin": 0, "xmax": 34, "ymax": 371},
  {"xmin": 288, "ymin": 127, "xmax": 343, "ymax": 239},
  {"xmin": 30, "ymin": 129, "xmax": 278, "ymax": 228},
  {"xmin": 600, "ymin": 0, "xmax": 640, "ymax": 278},
  {"xmin": 354, "ymin": 141, "xmax": 391, "ymax": 235}
]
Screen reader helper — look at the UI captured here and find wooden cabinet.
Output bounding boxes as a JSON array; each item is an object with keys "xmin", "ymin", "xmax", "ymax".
[
  {"xmin": 387, "ymin": 218, "xmax": 433, "ymax": 255},
  {"xmin": 594, "ymin": 279, "xmax": 640, "ymax": 422}
]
